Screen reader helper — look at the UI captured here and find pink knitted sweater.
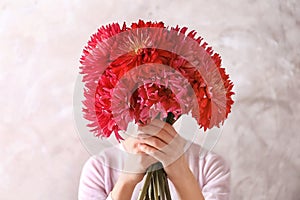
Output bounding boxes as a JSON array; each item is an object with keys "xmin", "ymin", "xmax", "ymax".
[{"xmin": 78, "ymin": 143, "xmax": 230, "ymax": 200}]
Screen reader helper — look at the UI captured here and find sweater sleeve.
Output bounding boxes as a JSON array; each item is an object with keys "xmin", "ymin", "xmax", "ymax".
[
  {"xmin": 78, "ymin": 156, "xmax": 112, "ymax": 200},
  {"xmin": 201, "ymin": 153, "xmax": 230, "ymax": 200}
]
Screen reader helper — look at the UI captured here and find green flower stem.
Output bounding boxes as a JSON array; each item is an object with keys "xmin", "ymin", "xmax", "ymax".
[
  {"xmin": 138, "ymin": 112, "xmax": 175, "ymax": 200},
  {"xmin": 163, "ymin": 169, "xmax": 171, "ymax": 200},
  {"xmin": 138, "ymin": 163, "xmax": 172, "ymax": 200},
  {"xmin": 158, "ymin": 170, "xmax": 165, "ymax": 200},
  {"xmin": 138, "ymin": 169, "xmax": 153, "ymax": 200}
]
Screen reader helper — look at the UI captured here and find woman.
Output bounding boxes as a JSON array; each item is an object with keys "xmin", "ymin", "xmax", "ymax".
[{"xmin": 78, "ymin": 119, "xmax": 230, "ymax": 199}]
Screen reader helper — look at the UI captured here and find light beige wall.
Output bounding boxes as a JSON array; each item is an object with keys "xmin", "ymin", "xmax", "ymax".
[{"xmin": 0, "ymin": 0, "xmax": 299, "ymax": 199}]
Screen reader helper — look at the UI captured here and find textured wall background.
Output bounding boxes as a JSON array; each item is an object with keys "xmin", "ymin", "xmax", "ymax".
[{"xmin": 0, "ymin": 0, "xmax": 299, "ymax": 199}]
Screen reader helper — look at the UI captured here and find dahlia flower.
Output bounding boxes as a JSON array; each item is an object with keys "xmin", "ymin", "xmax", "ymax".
[{"xmin": 80, "ymin": 20, "xmax": 234, "ymax": 142}]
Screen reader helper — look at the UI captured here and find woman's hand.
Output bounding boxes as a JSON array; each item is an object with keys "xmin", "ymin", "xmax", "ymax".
[
  {"xmin": 137, "ymin": 119, "xmax": 188, "ymax": 181},
  {"xmin": 113, "ymin": 119, "xmax": 204, "ymax": 200},
  {"xmin": 111, "ymin": 135, "xmax": 157, "ymax": 200},
  {"xmin": 138, "ymin": 119, "xmax": 205, "ymax": 200},
  {"xmin": 120, "ymin": 136, "xmax": 157, "ymax": 185}
]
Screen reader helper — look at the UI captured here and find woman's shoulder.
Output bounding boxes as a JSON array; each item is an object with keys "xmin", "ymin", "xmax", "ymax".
[
  {"xmin": 184, "ymin": 142, "xmax": 230, "ymax": 191},
  {"xmin": 86, "ymin": 143, "xmax": 125, "ymax": 170},
  {"xmin": 184, "ymin": 142, "xmax": 230, "ymax": 172}
]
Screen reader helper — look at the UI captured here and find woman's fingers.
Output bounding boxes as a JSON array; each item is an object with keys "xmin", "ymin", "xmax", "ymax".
[
  {"xmin": 139, "ymin": 119, "xmax": 177, "ymax": 136},
  {"xmin": 134, "ymin": 119, "xmax": 188, "ymax": 168},
  {"xmin": 138, "ymin": 119, "xmax": 177, "ymax": 143},
  {"xmin": 138, "ymin": 135, "xmax": 168, "ymax": 151},
  {"xmin": 138, "ymin": 143, "xmax": 165, "ymax": 163},
  {"xmin": 138, "ymin": 133, "xmax": 187, "ymax": 163},
  {"xmin": 123, "ymin": 148, "xmax": 157, "ymax": 173},
  {"xmin": 137, "ymin": 119, "xmax": 182, "ymax": 155},
  {"xmin": 138, "ymin": 130, "xmax": 173, "ymax": 146},
  {"xmin": 149, "ymin": 119, "xmax": 177, "ymax": 137},
  {"xmin": 138, "ymin": 140, "xmax": 183, "ymax": 168}
]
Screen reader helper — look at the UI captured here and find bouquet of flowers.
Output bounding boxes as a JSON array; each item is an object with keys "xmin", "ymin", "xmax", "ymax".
[{"xmin": 79, "ymin": 20, "xmax": 234, "ymax": 200}]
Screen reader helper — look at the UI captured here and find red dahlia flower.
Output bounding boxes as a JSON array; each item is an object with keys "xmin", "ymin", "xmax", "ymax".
[{"xmin": 79, "ymin": 20, "xmax": 234, "ymax": 142}]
